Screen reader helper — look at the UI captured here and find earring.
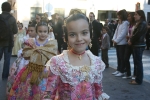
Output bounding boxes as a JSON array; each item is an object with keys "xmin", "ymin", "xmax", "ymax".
[
  {"xmin": 89, "ymin": 43, "xmax": 92, "ymax": 49},
  {"xmin": 67, "ymin": 43, "xmax": 71, "ymax": 50}
]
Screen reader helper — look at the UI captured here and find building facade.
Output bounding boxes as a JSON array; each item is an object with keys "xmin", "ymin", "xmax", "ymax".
[{"xmin": 5, "ymin": 0, "xmax": 150, "ymax": 27}]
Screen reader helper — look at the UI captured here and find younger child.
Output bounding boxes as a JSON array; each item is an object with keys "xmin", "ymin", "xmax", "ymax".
[
  {"xmin": 12, "ymin": 23, "xmax": 26, "ymax": 55},
  {"xmin": 7, "ymin": 23, "xmax": 37, "ymax": 95},
  {"xmin": 101, "ymin": 26, "xmax": 110, "ymax": 68},
  {"xmin": 7, "ymin": 21, "xmax": 58, "ymax": 100},
  {"xmin": 45, "ymin": 13, "xmax": 109, "ymax": 99}
]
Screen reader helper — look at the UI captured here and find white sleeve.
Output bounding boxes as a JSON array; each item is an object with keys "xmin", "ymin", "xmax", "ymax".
[{"xmin": 114, "ymin": 22, "xmax": 128, "ymax": 43}]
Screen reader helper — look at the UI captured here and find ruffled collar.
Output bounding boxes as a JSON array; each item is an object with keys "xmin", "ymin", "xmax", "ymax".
[{"xmin": 61, "ymin": 50, "xmax": 96, "ymax": 66}]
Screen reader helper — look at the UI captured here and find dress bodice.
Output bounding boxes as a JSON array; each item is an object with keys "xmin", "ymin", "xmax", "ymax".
[{"xmin": 46, "ymin": 50, "xmax": 105, "ymax": 99}]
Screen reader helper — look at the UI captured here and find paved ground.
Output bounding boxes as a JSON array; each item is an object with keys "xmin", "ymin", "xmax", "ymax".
[
  {"xmin": 0, "ymin": 49, "xmax": 150, "ymax": 100},
  {"xmin": 108, "ymin": 48, "xmax": 150, "ymax": 83}
]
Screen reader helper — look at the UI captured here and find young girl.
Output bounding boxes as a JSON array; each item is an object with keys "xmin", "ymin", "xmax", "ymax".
[
  {"xmin": 128, "ymin": 10, "xmax": 147, "ymax": 85},
  {"xmin": 122, "ymin": 12, "xmax": 136, "ymax": 79},
  {"xmin": 12, "ymin": 23, "xmax": 26, "ymax": 55},
  {"xmin": 45, "ymin": 13, "xmax": 109, "ymax": 99},
  {"xmin": 7, "ymin": 24, "xmax": 37, "ymax": 95},
  {"xmin": 7, "ymin": 21, "xmax": 58, "ymax": 99}
]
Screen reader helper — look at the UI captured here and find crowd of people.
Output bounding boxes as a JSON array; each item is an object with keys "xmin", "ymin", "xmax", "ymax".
[
  {"xmin": 0, "ymin": 1, "xmax": 150, "ymax": 100},
  {"xmin": 0, "ymin": 2, "xmax": 110, "ymax": 100}
]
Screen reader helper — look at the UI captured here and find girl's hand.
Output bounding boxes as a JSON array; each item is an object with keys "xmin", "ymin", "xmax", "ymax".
[
  {"xmin": 28, "ymin": 39, "xmax": 36, "ymax": 48},
  {"xmin": 126, "ymin": 36, "xmax": 129, "ymax": 40},
  {"xmin": 128, "ymin": 40, "xmax": 132, "ymax": 45},
  {"xmin": 113, "ymin": 40, "xmax": 117, "ymax": 45}
]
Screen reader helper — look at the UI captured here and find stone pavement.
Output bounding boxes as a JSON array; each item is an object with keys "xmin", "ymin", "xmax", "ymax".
[{"xmin": 0, "ymin": 50, "xmax": 150, "ymax": 100}]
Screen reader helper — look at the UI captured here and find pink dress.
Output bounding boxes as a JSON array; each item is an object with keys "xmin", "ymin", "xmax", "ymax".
[
  {"xmin": 7, "ymin": 39, "xmax": 58, "ymax": 100},
  {"xmin": 45, "ymin": 50, "xmax": 105, "ymax": 100},
  {"xmin": 8, "ymin": 50, "xmax": 105, "ymax": 100}
]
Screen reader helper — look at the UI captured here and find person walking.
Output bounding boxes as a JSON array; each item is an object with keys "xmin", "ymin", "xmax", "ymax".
[{"xmin": 0, "ymin": 2, "xmax": 18, "ymax": 80}]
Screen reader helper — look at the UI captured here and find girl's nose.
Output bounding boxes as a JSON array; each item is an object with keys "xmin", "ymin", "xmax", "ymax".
[{"xmin": 77, "ymin": 35, "xmax": 82, "ymax": 41}]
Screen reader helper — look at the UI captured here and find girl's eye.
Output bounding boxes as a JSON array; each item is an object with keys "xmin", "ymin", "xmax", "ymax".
[
  {"xmin": 82, "ymin": 31, "xmax": 88, "ymax": 35},
  {"xmin": 69, "ymin": 33, "xmax": 76, "ymax": 37}
]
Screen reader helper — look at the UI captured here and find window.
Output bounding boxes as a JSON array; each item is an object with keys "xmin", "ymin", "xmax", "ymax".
[
  {"xmin": 54, "ymin": 8, "xmax": 65, "ymax": 18},
  {"xmin": 98, "ymin": 10, "xmax": 117, "ymax": 21},
  {"xmin": 30, "ymin": 7, "xmax": 42, "ymax": 20},
  {"xmin": 111, "ymin": 11, "xmax": 117, "ymax": 19},
  {"xmin": 148, "ymin": 0, "xmax": 150, "ymax": 5},
  {"xmin": 98, "ymin": 10, "xmax": 108, "ymax": 21}
]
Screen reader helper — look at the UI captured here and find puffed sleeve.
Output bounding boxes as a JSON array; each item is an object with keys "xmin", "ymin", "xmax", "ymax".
[{"xmin": 45, "ymin": 56, "xmax": 59, "ymax": 99}]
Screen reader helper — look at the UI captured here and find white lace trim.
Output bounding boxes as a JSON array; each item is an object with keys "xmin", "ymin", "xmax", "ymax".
[{"xmin": 46, "ymin": 50, "xmax": 105, "ymax": 86}]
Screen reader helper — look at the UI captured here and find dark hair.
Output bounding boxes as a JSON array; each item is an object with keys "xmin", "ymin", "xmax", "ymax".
[
  {"xmin": 64, "ymin": 13, "xmax": 89, "ymax": 42},
  {"xmin": 28, "ymin": 23, "xmax": 36, "ymax": 28},
  {"xmin": 135, "ymin": 10, "xmax": 146, "ymax": 21},
  {"xmin": 128, "ymin": 12, "xmax": 135, "ymax": 26},
  {"xmin": 111, "ymin": 20, "xmax": 114, "ymax": 23},
  {"xmin": 102, "ymin": 26, "xmax": 109, "ymax": 32},
  {"xmin": 36, "ymin": 20, "xmax": 49, "ymax": 33},
  {"xmin": 89, "ymin": 12, "xmax": 95, "ymax": 17},
  {"xmin": 117, "ymin": 9, "xmax": 127, "ymax": 21},
  {"xmin": 69, "ymin": 9, "xmax": 83, "ymax": 15},
  {"xmin": 19, "ymin": 23, "xmax": 23, "ymax": 28},
  {"xmin": 1, "ymin": 2, "xmax": 11, "ymax": 12},
  {"xmin": 36, "ymin": 13, "xmax": 43, "ymax": 18}
]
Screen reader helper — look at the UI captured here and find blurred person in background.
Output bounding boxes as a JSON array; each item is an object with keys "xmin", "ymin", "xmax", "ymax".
[{"xmin": 128, "ymin": 10, "xmax": 147, "ymax": 85}]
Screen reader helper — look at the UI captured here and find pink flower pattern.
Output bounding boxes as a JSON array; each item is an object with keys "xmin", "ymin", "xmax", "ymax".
[
  {"xmin": 47, "ymin": 50, "xmax": 105, "ymax": 100},
  {"xmin": 8, "ymin": 50, "xmax": 105, "ymax": 100}
]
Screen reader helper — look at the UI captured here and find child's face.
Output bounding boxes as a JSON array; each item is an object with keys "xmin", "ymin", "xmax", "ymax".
[
  {"xmin": 36, "ymin": 15, "xmax": 41, "ymax": 24},
  {"xmin": 28, "ymin": 27, "xmax": 36, "ymax": 38},
  {"xmin": 102, "ymin": 29, "xmax": 107, "ymax": 34},
  {"xmin": 67, "ymin": 19, "xmax": 90, "ymax": 53},
  {"xmin": 18, "ymin": 24, "xmax": 23, "ymax": 29},
  {"xmin": 37, "ymin": 26, "xmax": 48, "ymax": 41}
]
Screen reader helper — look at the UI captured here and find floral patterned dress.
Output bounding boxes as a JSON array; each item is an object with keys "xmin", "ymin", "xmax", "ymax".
[
  {"xmin": 45, "ymin": 50, "xmax": 105, "ymax": 100},
  {"xmin": 7, "ymin": 39, "xmax": 58, "ymax": 100}
]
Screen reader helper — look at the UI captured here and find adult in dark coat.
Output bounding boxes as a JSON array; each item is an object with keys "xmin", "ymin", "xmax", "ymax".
[
  {"xmin": 89, "ymin": 12, "xmax": 102, "ymax": 56},
  {"xmin": 51, "ymin": 13, "xmax": 64, "ymax": 53},
  {"xmin": 0, "ymin": 2, "xmax": 18, "ymax": 80}
]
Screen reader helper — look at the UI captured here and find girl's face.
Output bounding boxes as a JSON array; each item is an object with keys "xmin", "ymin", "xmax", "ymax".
[
  {"xmin": 18, "ymin": 24, "xmax": 23, "ymax": 29},
  {"xmin": 127, "ymin": 14, "xmax": 132, "ymax": 22},
  {"xmin": 28, "ymin": 27, "xmax": 36, "ymax": 38},
  {"xmin": 36, "ymin": 15, "xmax": 41, "ymax": 24},
  {"xmin": 67, "ymin": 19, "xmax": 90, "ymax": 53},
  {"xmin": 117, "ymin": 15, "xmax": 121, "ymax": 21},
  {"xmin": 37, "ymin": 26, "xmax": 48, "ymax": 41},
  {"xmin": 134, "ymin": 12, "xmax": 141, "ymax": 21}
]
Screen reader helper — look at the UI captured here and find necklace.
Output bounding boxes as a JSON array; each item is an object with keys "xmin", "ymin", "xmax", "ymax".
[
  {"xmin": 35, "ymin": 38, "xmax": 48, "ymax": 46},
  {"xmin": 71, "ymin": 50, "xmax": 85, "ymax": 60}
]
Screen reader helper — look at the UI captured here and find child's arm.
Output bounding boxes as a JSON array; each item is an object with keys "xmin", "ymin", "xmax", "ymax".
[
  {"xmin": 93, "ymin": 59, "xmax": 110, "ymax": 100},
  {"xmin": 45, "ymin": 57, "xmax": 59, "ymax": 99}
]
